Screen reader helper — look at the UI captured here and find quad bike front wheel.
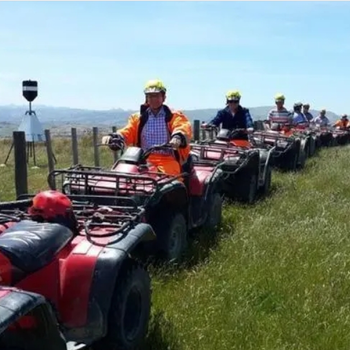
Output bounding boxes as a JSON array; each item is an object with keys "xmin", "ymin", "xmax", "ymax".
[
  {"xmin": 260, "ymin": 164, "xmax": 272, "ymax": 197},
  {"xmin": 204, "ymin": 192, "xmax": 223, "ymax": 232},
  {"xmin": 298, "ymin": 142, "xmax": 309, "ymax": 169},
  {"xmin": 152, "ymin": 211, "xmax": 188, "ymax": 262},
  {"xmin": 93, "ymin": 258, "xmax": 151, "ymax": 350},
  {"xmin": 233, "ymin": 171, "xmax": 258, "ymax": 204}
]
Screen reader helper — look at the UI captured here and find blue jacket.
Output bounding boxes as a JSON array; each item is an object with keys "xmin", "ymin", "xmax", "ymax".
[
  {"xmin": 209, "ymin": 105, "xmax": 254, "ymax": 129},
  {"xmin": 292, "ymin": 112, "xmax": 308, "ymax": 125}
]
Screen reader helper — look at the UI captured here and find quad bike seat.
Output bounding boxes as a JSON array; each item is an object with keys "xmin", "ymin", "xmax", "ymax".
[{"xmin": 0, "ymin": 220, "xmax": 73, "ymax": 274}]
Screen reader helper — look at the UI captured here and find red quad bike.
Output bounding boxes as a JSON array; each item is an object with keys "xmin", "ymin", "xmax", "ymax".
[
  {"xmin": 190, "ymin": 126, "xmax": 275, "ymax": 204},
  {"xmin": 49, "ymin": 143, "xmax": 224, "ymax": 263},
  {"xmin": 252, "ymin": 122, "xmax": 308, "ymax": 171},
  {"xmin": 291, "ymin": 124, "xmax": 319, "ymax": 157},
  {"xmin": 332, "ymin": 127, "xmax": 350, "ymax": 146},
  {"xmin": 0, "ymin": 193, "xmax": 156, "ymax": 350},
  {"xmin": 312, "ymin": 125, "xmax": 334, "ymax": 147}
]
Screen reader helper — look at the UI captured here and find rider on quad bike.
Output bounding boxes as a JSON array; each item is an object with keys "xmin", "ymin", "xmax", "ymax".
[
  {"xmin": 332, "ymin": 114, "xmax": 350, "ymax": 145},
  {"xmin": 302, "ymin": 103, "xmax": 314, "ymax": 122},
  {"xmin": 101, "ymin": 79, "xmax": 192, "ymax": 177},
  {"xmin": 265, "ymin": 93, "xmax": 293, "ymax": 130},
  {"xmin": 195, "ymin": 90, "xmax": 273, "ymax": 204},
  {"xmin": 201, "ymin": 90, "xmax": 254, "ymax": 138},
  {"xmin": 312, "ymin": 109, "xmax": 331, "ymax": 126},
  {"xmin": 292, "ymin": 102, "xmax": 309, "ymax": 126},
  {"xmin": 333, "ymin": 114, "xmax": 350, "ymax": 130}
]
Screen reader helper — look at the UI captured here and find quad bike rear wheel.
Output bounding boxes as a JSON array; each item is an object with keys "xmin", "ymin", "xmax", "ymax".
[{"xmin": 93, "ymin": 258, "xmax": 151, "ymax": 350}]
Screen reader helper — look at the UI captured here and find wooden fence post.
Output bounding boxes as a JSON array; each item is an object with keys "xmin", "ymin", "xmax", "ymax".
[
  {"xmin": 201, "ymin": 127, "xmax": 206, "ymax": 141},
  {"xmin": 111, "ymin": 126, "xmax": 119, "ymax": 162},
  {"xmin": 13, "ymin": 131, "xmax": 28, "ymax": 198},
  {"xmin": 93, "ymin": 127, "xmax": 100, "ymax": 167},
  {"xmin": 193, "ymin": 120, "xmax": 200, "ymax": 141},
  {"xmin": 71, "ymin": 128, "xmax": 79, "ymax": 165},
  {"xmin": 45, "ymin": 129, "xmax": 56, "ymax": 190}
]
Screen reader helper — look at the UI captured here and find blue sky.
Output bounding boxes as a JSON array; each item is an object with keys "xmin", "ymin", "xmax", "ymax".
[{"xmin": 0, "ymin": 1, "xmax": 350, "ymax": 114}]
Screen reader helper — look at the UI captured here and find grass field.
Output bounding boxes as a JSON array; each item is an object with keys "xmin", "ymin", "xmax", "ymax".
[{"xmin": 1, "ymin": 136, "xmax": 350, "ymax": 349}]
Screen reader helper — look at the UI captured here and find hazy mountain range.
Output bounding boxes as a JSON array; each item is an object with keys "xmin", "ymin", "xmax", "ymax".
[{"xmin": 0, "ymin": 104, "xmax": 341, "ymax": 137}]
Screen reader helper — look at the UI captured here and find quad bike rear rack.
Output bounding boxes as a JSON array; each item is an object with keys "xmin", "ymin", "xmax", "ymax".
[{"xmin": 0, "ymin": 194, "xmax": 148, "ymax": 246}]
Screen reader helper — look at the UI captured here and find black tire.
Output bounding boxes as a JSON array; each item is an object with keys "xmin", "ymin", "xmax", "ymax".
[
  {"xmin": 298, "ymin": 145, "xmax": 308, "ymax": 169},
  {"xmin": 286, "ymin": 148, "xmax": 298, "ymax": 171},
  {"xmin": 260, "ymin": 165, "xmax": 272, "ymax": 196},
  {"xmin": 308, "ymin": 137, "xmax": 316, "ymax": 157},
  {"xmin": 204, "ymin": 192, "xmax": 222, "ymax": 232},
  {"xmin": 234, "ymin": 171, "xmax": 258, "ymax": 204},
  {"xmin": 152, "ymin": 211, "xmax": 187, "ymax": 262},
  {"xmin": 92, "ymin": 259, "xmax": 151, "ymax": 350}
]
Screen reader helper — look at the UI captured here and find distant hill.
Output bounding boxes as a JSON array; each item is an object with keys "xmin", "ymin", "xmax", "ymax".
[{"xmin": 0, "ymin": 104, "xmax": 341, "ymax": 137}]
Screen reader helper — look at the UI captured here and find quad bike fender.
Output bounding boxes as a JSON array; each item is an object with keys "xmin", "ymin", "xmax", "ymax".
[
  {"xmin": 298, "ymin": 137, "xmax": 309, "ymax": 164},
  {"xmin": 260, "ymin": 147, "xmax": 275, "ymax": 166},
  {"xmin": 62, "ymin": 223, "xmax": 155, "ymax": 344},
  {"xmin": 235, "ymin": 150, "xmax": 260, "ymax": 176},
  {"xmin": 149, "ymin": 180, "xmax": 189, "ymax": 215},
  {"xmin": 259, "ymin": 147, "xmax": 275, "ymax": 183},
  {"xmin": 202, "ymin": 167, "xmax": 224, "ymax": 200},
  {"xmin": 0, "ymin": 287, "xmax": 66, "ymax": 350},
  {"xmin": 220, "ymin": 149, "xmax": 259, "ymax": 178},
  {"xmin": 0, "ymin": 287, "xmax": 46, "ymax": 333},
  {"xmin": 300, "ymin": 137, "xmax": 309, "ymax": 152}
]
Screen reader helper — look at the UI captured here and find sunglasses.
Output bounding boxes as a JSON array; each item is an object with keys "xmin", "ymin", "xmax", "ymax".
[{"xmin": 228, "ymin": 100, "xmax": 239, "ymax": 103}]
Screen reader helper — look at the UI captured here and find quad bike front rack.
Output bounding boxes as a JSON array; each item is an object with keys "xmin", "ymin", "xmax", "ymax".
[
  {"xmin": 0, "ymin": 194, "xmax": 148, "ymax": 247},
  {"xmin": 48, "ymin": 166, "xmax": 187, "ymax": 207},
  {"xmin": 191, "ymin": 142, "xmax": 256, "ymax": 176},
  {"xmin": 252, "ymin": 132, "xmax": 296, "ymax": 158}
]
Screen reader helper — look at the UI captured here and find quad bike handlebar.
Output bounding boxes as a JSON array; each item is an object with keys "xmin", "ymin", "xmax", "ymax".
[
  {"xmin": 201, "ymin": 123, "xmax": 219, "ymax": 131},
  {"xmin": 140, "ymin": 143, "xmax": 175, "ymax": 162}
]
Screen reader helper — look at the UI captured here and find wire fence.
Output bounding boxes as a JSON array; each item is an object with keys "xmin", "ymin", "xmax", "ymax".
[{"xmin": 0, "ymin": 119, "xmax": 224, "ymax": 200}]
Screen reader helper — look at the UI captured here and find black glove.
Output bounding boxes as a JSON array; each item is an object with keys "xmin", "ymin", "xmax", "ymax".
[{"xmin": 108, "ymin": 133, "xmax": 126, "ymax": 151}]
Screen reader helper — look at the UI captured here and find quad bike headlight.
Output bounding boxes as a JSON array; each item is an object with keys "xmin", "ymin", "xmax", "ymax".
[
  {"xmin": 224, "ymin": 156, "xmax": 241, "ymax": 165},
  {"xmin": 276, "ymin": 140, "xmax": 289, "ymax": 148}
]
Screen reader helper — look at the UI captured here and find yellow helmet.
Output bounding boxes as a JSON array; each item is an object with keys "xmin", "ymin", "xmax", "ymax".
[
  {"xmin": 226, "ymin": 90, "xmax": 241, "ymax": 101},
  {"xmin": 143, "ymin": 79, "xmax": 167, "ymax": 94},
  {"xmin": 274, "ymin": 93, "xmax": 285, "ymax": 102}
]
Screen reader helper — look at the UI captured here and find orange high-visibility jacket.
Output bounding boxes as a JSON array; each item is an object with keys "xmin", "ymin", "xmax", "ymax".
[
  {"xmin": 334, "ymin": 119, "xmax": 350, "ymax": 129},
  {"xmin": 117, "ymin": 104, "xmax": 193, "ymax": 165}
]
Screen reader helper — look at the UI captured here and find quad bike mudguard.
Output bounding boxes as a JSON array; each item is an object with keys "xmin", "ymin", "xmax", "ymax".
[
  {"xmin": 0, "ymin": 287, "xmax": 66, "ymax": 350},
  {"xmin": 41, "ymin": 222, "xmax": 155, "ymax": 344}
]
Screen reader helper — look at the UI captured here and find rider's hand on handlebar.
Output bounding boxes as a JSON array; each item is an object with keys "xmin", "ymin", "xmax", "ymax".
[
  {"xmin": 169, "ymin": 136, "xmax": 182, "ymax": 149},
  {"xmin": 101, "ymin": 135, "xmax": 111, "ymax": 145},
  {"xmin": 102, "ymin": 133, "xmax": 125, "ymax": 151}
]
